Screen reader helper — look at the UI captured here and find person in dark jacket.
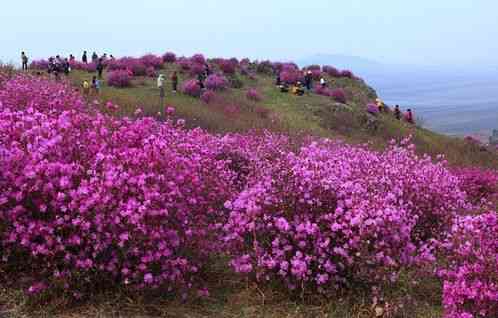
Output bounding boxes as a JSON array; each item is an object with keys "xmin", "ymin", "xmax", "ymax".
[
  {"xmin": 304, "ymin": 71, "xmax": 312, "ymax": 90},
  {"xmin": 63, "ymin": 58, "xmax": 70, "ymax": 75},
  {"xmin": 91, "ymin": 52, "xmax": 98, "ymax": 63},
  {"xmin": 171, "ymin": 71, "xmax": 178, "ymax": 93},
  {"xmin": 82, "ymin": 51, "xmax": 88, "ymax": 64},
  {"xmin": 394, "ymin": 105, "xmax": 401, "ymax": 120},
  {"xmin": 21, "ymin": 52, "xmax": 29, "ymax": 71},
  {"xmin": 96, "ymin": 58, "xmax": 104, "ymax": 79}
]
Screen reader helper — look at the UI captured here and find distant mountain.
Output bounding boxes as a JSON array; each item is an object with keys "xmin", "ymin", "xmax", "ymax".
[{"xmin": 297, "ymin": 54, "xmax": 385, "ymax": 74}]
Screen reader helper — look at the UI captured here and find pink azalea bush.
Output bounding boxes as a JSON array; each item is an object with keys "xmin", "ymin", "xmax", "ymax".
[
  {"xmin": 280, "ymin": 69, "xmax": 302, "ymax": 85},
  {"xmin": 246, "ymin": 88, "xmax": 262, "ymax": 102},
  {"xmin": 218, "ymin": 59, "xmax": 237, "ymax": 75},
  {"xmin": 340, "ymin": 70, "xmax": 354, "ymax": 78},
  {"xmin": 314, "ymin": 85, "xmax": 334, "ymax": 97},
  {"xmin": 0, "ymin": 73, "xmax": 238, "ymax": 295},
  {"xmin": 107, "ymin": 70, "xmax": 132, "ymax": 87},
  {"xmin": 30, "ymin": 59, "xmax": 49, "ymax": 70},
  {"xmin": 190, "ymin": 54, "xmax": 206, "ymax": 65},
  {"xmin": 181, "ymin": 79, "xmax": 202, "ymax": 97},
  {"xmin": 438, "ymin": 212, "xmax": 498, "ymax": 318},
  {"xmin": 367, "ymin": 103, "xmax": 380, "ymax": 115},
  {"xmin": 146, "ymin": 67, "xmax": 157, "ymax": 78},
  {"xmin": 331, "ymin": 88, "xmax": 347, "ymax": 104},
  {"xmin": 139, "ymin": 54, "xmax": 163, "ymax": 69},
  {"xmin": 205, "ymin": 74, "xmax": 228, "ymax": 91},
  {"xmin": 162, "ymin": 52, "xmax": 176, "ymax": 63},
  {"xmin": 322, "ymin": 65, "xmax": 340, "ymax": 77},
  {"xmin": 452, "ymin": 168, "xmax": 498, "ymax": 204},
  {"xmin": 223, "ymin": 139, "xmax": 470, "ymax": 294},
  {"xmin": 201, "ymin": 90, "xmax": 216, "ymax": 104}
]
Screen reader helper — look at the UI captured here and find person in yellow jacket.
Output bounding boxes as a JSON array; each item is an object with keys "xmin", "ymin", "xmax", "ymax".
[
  {"xmin": 376, "ymin": 98, "xmax": 384, "ymax": 112},
  {"xmin": 82, "ymin": 80, "xmax": 90, "ymax": 97}
]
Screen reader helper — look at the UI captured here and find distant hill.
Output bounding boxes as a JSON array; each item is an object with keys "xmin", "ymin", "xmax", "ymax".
[{"xmin": 297, "ymin": 54, "xmax": 385, "ymax": 74}]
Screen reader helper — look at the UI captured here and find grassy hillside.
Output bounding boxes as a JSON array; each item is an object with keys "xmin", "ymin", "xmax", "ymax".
[{"xmin": 66, "ymin": 65, "xmax": 497, "ymax": 169}]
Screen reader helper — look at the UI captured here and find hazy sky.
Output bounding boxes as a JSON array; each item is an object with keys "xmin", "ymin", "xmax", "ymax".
[{"xmin": 2, "ymin": 0, "xmax": 498, "ymax": 66}]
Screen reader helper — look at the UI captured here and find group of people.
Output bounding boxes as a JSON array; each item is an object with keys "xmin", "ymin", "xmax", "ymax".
[
  {"xmin": 275, "ymin": 70, "xmax": 327, "ymax": 96},
  {"xmin": 156, "ymin": 71, "xmax": 179, "ymax": 104},
  {"xmin": 376, "ymin": 98, "xmax": 415, "ymax": 124}
]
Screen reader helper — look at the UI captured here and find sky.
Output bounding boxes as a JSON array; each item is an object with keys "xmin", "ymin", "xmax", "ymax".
[{"xmin": 2, "ymin": 0, "xmax": 498, "ymax": 67}]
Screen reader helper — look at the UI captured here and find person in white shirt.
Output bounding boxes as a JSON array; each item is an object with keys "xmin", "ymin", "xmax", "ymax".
[
  {"xmin": 320, "ymin": 77, "xmax": 326, "ymax": 88},
  {"xmin": 157, "ymin": 74, "xmax": 166, "ymax": 108}
]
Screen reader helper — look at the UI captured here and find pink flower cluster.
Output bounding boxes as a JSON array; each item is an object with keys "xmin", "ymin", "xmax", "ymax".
[
  {"xmin": 222, "ymin": 139, "xmax": 470, "ymax": 293},
  {"xmin": 331, "ymin": 88, "xmax": 347, "ymax": 104},
  {"xmin": 0, "ymin": 74, "xmax": 236, "ymax": 295},
  {"xmin": 246, "ymin": 88, "xmax": 263, "ymax": 102},
  {"xmin": 107, "ymin": 70, "xmax": 132, "ymax": 87},
  {"xmin": 205, "ymin": 74, "xmax": 228, "ymax": 91},
  {"xmin": 201, "ymin": 90, "xmax": 216, "ymax": 104},
  {"xmin": 452, "ymin": 168, "xmax": 498, "ymax": 205},
  {"xmin": 438, "ymin": 213, "xmax": 498, "ymax": 318},
  {"xmin": 181, "ymin": 79, "xmax": 202, "ymax": 97},
  {"xmin": 162, "ymin": 52, "xmax": 177, "ymax": 63}
]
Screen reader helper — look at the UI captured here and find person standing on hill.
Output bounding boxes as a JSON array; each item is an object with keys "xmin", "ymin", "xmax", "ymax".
[
  {"xmin": 69, "ymin": 54, "xmax": 75, "ymax": 62},
  {"xmin": 405, "ymin": 109, "xmax": 414, "ymax": 124},
  {"xmin": 304, "ymin": 71, "xmax": 312, "ymax": 90},
  {"xmin": 92, "ymin": 52, "xmax": 98, "ymax": 63},
  {"xmin": 394, "ymin": 105, "xmax": 401, "ymax": 120},
  {"xmin": 91, "ymin": 76, "xmax": 101, "ymax": 95},
  {"xmin": 320, "ymin": 77, "xmax": 326, "ymax": 88},
  {"xmin": 157, "ymin": 74, "xmax": 166, "ymax": 107},
  {"xmin": 82, "ymin": 51, "xmax": 88, "ymax": 64},
  {"xmin": 96, "ymin": 58, "xmax": 104, "ymax": 79},
  {"xmin": 197, "ymin": 73, "xmax": 205, "ymax": 89},
  {"xmin": 171, "ymin": 71, "xmax": 178, "ymax": 93},
  {"xmin": 21, "ymin": 52, "xmax": 29, "ymax": 71},
  {"xmin": 82, "ymin": 79, "xmax": 90, "ymax": 98},
  {"xmin": 63, "ymin": 58, "xmax": 70, "ymax": 75}
]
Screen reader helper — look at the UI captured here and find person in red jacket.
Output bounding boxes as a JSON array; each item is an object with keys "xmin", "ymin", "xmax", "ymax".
[{"xmin": 405, "ymin": 109, "xmax": 414, "ymax": 124}]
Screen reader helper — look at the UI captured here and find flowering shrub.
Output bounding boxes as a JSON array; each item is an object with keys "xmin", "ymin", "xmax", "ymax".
[
  {"xmin": 314, "ymin": 85, "xmax": 333, "ymax": 97},
  {"xmin": 146, "ymin": 67, "xmax": 157, "ymax": 78},
  {"xmin": 453, "ymin": 168, "xmax": 498, "ymax": 204},
  {"xmin": 162, "ymin": 52, "xmax": 177, "ymax": 63},
  {"xmin": 0, "ymin": 74, "xmax": 238, "ymax": 296},
  {"xmin": 223, "ymin": 140, "xmax": 468, "ymax": 294},
  {"xmin": 30, "ymin": 59, "xmax": 49, "ymax": 70},
  {"xmin": 340, "ymin": 70, "xmax": 354, "ymax": 78},
  {"xmin": 280, "ymin": 70, "xmax": 302, "ymax": 85},
  {"xmin": 323, "ymin": 65, "xmax": 340, "ymax": 77},
  {"xmin": 218, "ymin": 59, "xmax": 237, "ymax": 75},
  {"xmin": 367, "ymin": 103, "xmax": 380, "ymax": 115},
  {"xmin": 205, "ymin": 74, "xmax": 228, "ymax": 91},
  {"xmin": 255, "ymin": 60, "xmax": 273, "ymax": 74},
  {"xmin": 177, "ymin": 57, "xmax": 191, "ymax": 71},
  {"xmin": 246, "ymin": 88, "xmax": 262, "ymax": 102},
  {"xmin": 107, "ymin": 57, "xmax": 146, "ymax": 76},
  {"xmin": 107, "ymin": 70, "xmax": 132, "ymax": 87},
  {"xmin": 201, "ymin": 90, "xmax": 216, "ymax": 104},
  {"xmin": 305, "ymin": 65, "xmax": 321, "ymax": 71},
  {"xmin": 181, "ymin": 79, "xmax": 202, "ymax": 97},
  {"xmin": 310, "ymin": 69, "xmax": 322, "ymax": 81},
  {"xmin": 331, "ymin": 88, "xmax": 347, "ymax": 104},
  {"xmin": 191, "ymin": 54, "xmax": 206, "ymax": 65},
  {"xmin": 438, "ymin": 213, "xmax": 498, "ymax": 318},
  {"xmin": 189, "ymin": 63, "xmax": 205, "ymax": 76},
  {"xmin": 140, "ymin": 54, "xmax": 163, "ymax": 69}
]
